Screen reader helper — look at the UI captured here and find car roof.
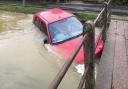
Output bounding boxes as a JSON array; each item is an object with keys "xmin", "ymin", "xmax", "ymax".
[{"xmin": 36, "ymin": 8, "xmax": 74, "ymax": 24}]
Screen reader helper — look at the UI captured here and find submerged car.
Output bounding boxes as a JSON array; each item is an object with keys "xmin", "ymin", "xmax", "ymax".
[{"xmin": 32, "ymin": 8, "xmax": 104, "ymax": 64}]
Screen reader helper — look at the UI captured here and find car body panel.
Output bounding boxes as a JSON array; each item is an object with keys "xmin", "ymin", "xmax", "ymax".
[
  {"xmin": 33, "ymin": 8, "xmax": 104, "ymax": 64},
  {"xmin": 51, "ymin": 36, "xmax": 104, "ymax": 64},
  {"xmin": 51, "ymin": 36, "xmax": 84, "ymax": 63},
  {"xmin": 34, "ymin": 8, "xmax": 74, "ymax": 24}
]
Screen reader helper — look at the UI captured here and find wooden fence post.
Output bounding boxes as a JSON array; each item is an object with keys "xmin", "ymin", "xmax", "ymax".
[
  {"xmin": 23, "ymin": 0, "xmax": 26, "ymax": 6},
  {"xmin": 83, "ymin": 21, "xmax": 95, "ymax": 89},
  {"xmin": 108, "ymin": 0, "xmax": 112, "ymax": 25},
  {"xmin": 102, "ymin": 2, "xmax": 108, "ymax": 41}
]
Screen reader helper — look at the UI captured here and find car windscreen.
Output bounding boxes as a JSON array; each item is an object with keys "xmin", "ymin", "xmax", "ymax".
[{"xmin": 49, "ymin": 17, "xmax": 83, "ymax": 44}]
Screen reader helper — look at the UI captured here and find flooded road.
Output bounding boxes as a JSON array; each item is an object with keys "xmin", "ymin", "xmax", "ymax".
[{"xmin": 0, "ymin": 11, "xmax": 81, "ymax": 89}]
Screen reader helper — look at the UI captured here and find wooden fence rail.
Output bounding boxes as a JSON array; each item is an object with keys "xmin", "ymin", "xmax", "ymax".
[{"xmin": 48, "ymin": 0, "xmax": 112, "ymax": 89}]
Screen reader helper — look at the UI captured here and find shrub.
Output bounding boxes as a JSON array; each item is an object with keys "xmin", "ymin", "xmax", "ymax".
[{"xmin": 112, "ymin": 0, "xmax": 128, "ymax": 5}]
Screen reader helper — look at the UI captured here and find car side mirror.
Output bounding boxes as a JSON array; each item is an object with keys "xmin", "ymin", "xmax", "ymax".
[{"xmin": 43, "ymin": 37, "xmax": 48, "ymax": 44}]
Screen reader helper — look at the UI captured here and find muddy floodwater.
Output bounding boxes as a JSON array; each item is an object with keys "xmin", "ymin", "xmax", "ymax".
[{"xmin": 0, "ymin": 11, "xmax": 81, "ymax": 89}]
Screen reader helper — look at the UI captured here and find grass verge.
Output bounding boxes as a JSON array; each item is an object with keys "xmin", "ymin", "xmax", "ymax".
[
  {"xmin": 0, "ymin": 2, "xmax": 97, "ymax": 20},
  {"xmin": 76, "ymin": 12, "xmax": 97, "ymax": 20},
  {"xmin": 0, "ymin": 3, "xmax": 43, "ymax": 14}
]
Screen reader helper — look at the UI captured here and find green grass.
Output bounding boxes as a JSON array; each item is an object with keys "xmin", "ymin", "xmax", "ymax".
[
  {"xmin": 0, "ymin": 3, "xmax": 43, "ymax": 14},
  {"xmin": 112, "ymin": 0, "xmax": 128, "ymax": 5},
  {"xmin": 77, "ymin": 12, "xmax": 97, "ymax": 20},
  {"xmin": 0, "ymin": 2, "xmax": 97, "ymax": 20}
]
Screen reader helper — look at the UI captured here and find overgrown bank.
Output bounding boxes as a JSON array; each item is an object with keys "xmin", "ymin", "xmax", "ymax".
[
  {"xmin": 112, "ymin": 0, "xmax": 128, "ymax": 5},
  {"xmin": 0, "ymin": 2, "xmax": 97, "ymax": 20}
]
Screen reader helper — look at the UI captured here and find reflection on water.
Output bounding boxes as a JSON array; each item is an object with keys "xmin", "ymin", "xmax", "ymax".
[{"xmin": 0, "ymin": 11, "xmax": 81, "ymax": 89}]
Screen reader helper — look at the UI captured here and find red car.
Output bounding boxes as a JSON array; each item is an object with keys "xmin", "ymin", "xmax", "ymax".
[{"xmin": 33, "ymin": 8, "xmax": 104, "ymax": 64}]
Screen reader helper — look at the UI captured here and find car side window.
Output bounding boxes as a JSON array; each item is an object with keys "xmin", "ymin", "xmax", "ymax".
[
  {"xmin": 40, "ymin": 21, "xmax": 47, "ymax": 35},
  {"xmin": 34, "ymin": 17, "xmax": 40, "ymax": 27}
]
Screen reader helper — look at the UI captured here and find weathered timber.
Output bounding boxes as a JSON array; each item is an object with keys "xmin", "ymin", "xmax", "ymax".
[
  {"xmin": 83, "ymin": 21, "xmax": 95, "ymax": 89},
  {"xmin": 107, "ymin": 0, "xmax": 112, "ymax": 24},
  {"xmin": 95, "ymin": 20, "xmax": 117, "ymax": 89},
  {"xmin": 77, "ymin": 21, "xmax": 95, "ymax": 89},
  {"xmin": 125, "ymin": 22, "xmax": 128, "ymax": 40},
  {"xmin": 125, "ymin": 22, "xmax": 128, "ymax": 58},
  {"xmin": 102, "ymin": 2, "xmax": 108, "ymax": 41},
  {"xmin": 95, "ymin": 20, "xmax": 128, "ymax": 89},
  {"xmin": 112, "ymin": 21, "xmax": 128, "ymax": 89}
]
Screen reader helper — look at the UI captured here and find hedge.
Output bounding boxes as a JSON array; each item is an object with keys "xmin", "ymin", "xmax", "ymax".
[{"xmin": 112, "ymin": 0, "xmax": 128, "ymax": 5}]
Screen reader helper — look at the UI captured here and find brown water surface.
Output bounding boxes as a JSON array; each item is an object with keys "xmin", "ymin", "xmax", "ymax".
[{"xmin": 0, "ymin": 10, "xmax": 81, "ymax": 89}]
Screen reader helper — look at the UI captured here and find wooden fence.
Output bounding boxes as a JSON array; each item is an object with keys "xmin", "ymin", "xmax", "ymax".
[{"xmin": 48, "ymin": 0, "xmax": 112, "ymax": 89}]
